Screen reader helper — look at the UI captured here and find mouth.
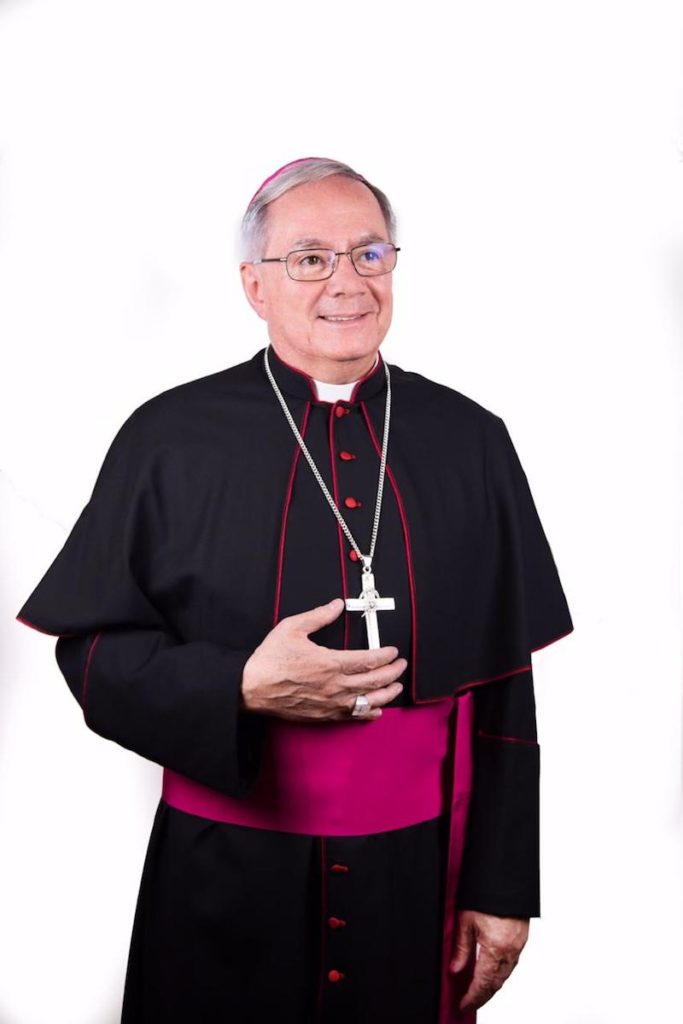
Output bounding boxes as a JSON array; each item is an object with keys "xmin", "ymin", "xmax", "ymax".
[{"xmin": 319, "ymin": 312, "xmax": 370, "ymax": 323}]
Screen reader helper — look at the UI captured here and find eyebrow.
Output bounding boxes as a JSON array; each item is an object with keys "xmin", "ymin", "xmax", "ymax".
[{"xmin": 289, "ymin": 233, "xmax": 387, "ymax": 249}]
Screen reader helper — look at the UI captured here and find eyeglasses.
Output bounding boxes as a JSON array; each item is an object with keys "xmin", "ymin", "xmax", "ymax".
[{"xmin": 251, "ymin": 241, "xmax": 400, "ymax": 282}]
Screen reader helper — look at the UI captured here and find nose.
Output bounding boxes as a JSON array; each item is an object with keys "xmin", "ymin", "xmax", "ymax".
[{"xmin": 324, "ymin": 252, "xmax": 368, "ymax": 295}]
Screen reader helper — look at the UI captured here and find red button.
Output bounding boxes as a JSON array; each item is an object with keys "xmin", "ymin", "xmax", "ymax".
[
  {"xmin": 328, "ymin": 969, "xmax": 345, "ymax": 982},
  {"xmin": 328, "ymin": 917, "xmax": 347, "ymax": 929},
  {"xmin": 334, "ymin": 406, "xmax": 348, "ymax": 418},
  {"xmin": 339, "ymin": 450, "xmax": 356, "ymax": 461},
  {"xmin": 348, "ymin": 549, "xmax": 359, "ymax": 562},
  {"xmin": 330, "ymin": 863, "xmax": 349, "ymax": 874},
  {"xmin": 344, "ymin": 497, "xmax": 362, "ymax": 509}
]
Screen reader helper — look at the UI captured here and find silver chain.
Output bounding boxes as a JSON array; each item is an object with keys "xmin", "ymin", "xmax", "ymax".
[{"xmin": 263, "ymin": 347, "xmax": 391, "ymax": 574}]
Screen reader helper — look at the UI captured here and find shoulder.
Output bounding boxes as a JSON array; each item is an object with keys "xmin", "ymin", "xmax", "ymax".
[
  {"xmin": 136, "ymin": 352, "xmax": 261, "ymax": 418},
  {"xmin": 111, "ymin": 351, "xmax": 267, "ymax": 451},
  {"xmin": 385, "ymin": 359, "xmax": 506, "ymax": 443}
]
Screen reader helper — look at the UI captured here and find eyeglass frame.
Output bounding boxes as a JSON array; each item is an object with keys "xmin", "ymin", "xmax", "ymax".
[{"xmin": 249, "ymin": 241, "xmax": 401, "ymax": 281}]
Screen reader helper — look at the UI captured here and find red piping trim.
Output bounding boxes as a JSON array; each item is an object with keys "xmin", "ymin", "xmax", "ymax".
[
  {"xmin": 310, "ymin": 351, "xmax": 381, "ymax": 408},
  {"xmin": 532, "ymin": 625, "xmax": 574, "ymax": 652},
  {"xmin": 454, "ymin": 661, "xmax": 532, "ymax": 693},
  {"xmin": 316, "ymin": 836, "xmax": 328, "ymax": 1022},
  {"xmin": 267, "ymin": 344, "xmax": 384, "ymax": 404},
  {"xmin": 452, "ymin": 625, "xmax": 575, "ymax": 693},
  {"xmin": 15, "ymin": 615, "xmax": 75, "ymax": 638},
  {"xmin": 328, "ymin": 404, "xmax": 350, "ymax": 648},
  {"xmin": 268, "ymin": 346, "xmax": 319, "ymax": 400},
  {"xmin": 360, "ymin": 401, "xmax": 419, "ymax": 701},
  {"xmin": 273, "ymin": 402, "xmax": 312, "ymax": 626},
  {"xmin": 82, "ymin": 631, "xmax": 102, "ymax": 714},
  {"xmin": 476, "ymin": 729, "xmax": 538, "ymax": 746},
  {"xmin": 350, "ymin": 349, "xmax": 384, "ymax": 402}
]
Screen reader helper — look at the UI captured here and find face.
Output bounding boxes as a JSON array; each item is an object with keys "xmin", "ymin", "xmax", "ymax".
[{"xmin": 240, "ymin": 175, "xmax": 394, "ymax": 383}]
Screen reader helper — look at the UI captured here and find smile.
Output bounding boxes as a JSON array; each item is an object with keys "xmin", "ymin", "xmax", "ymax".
[{"xmin": 320, "ymin": 313, "xmax": 369, "ymax": 322}]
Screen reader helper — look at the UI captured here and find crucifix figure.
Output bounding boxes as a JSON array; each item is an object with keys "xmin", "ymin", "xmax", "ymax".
[{"xmin": 345, "ymin": 558, "xmax": 396, "ymax": 649}]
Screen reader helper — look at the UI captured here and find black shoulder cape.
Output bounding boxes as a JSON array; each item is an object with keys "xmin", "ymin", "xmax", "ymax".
[{"xmin": 17, "ymin": 345, "xmax": 573, "ymax": 703}]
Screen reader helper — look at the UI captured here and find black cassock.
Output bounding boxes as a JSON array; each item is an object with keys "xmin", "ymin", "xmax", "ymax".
[{"xmin": 17, "ymin": 344, "xmax": 573, "ymax": 1023}]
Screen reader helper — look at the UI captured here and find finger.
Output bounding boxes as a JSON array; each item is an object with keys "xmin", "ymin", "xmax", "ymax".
[
  {"xmin": 344, "ymin": 681, "xmax": 404, "ymax": 718},
  {"xmin": 450, "ymin": 914, "xmax": 475, "ymax": 974},
  {"xmin": 459, "ymin": 944, "xmax": 510, "ymax": 1013},
  {"xmin": 348, "ymin": 706, "xmax": 383, "ymax": 722},
  {"xmin": 336, "ymin": 645, "xmax": 402, "ymax": 672},
  {"xmin": 458, "ymin": 950, "xmax": 495, "ymax": 1013},
  {"xmin": 460, "ymin": 978, "xmax": 497, "ymax": 1014},
  {"xmin": 343, "ymin": 658, "xmax": 408, "ymax": 694},
  {"xmin": 287, "ymin": 598, "xmax": 346, "ymax": 635}
]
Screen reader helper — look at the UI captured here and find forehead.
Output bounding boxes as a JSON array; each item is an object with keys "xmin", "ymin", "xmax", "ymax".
[{"xmin": 264, "ymin": 175, "xmax": 388, "ymax": 249}]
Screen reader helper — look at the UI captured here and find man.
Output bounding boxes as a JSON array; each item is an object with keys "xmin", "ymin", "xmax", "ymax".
[{"xmin": 16, "ymin": 157, "xmax": 573, "ymax": 1023}]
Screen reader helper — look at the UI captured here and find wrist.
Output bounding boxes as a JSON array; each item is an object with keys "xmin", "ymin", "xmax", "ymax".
[{"xmin": 240, "ymin": 657, "xmax": 255, "ymax": 712}]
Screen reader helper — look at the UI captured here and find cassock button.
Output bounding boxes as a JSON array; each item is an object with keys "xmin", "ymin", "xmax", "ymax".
[
  {"xmin": 339, "ymin": 450, "xmax": 356, "ymax": 461},
  {"xmin": 334, "ymin": 406, "xmax": 349, "ymax": 418},
  {"xmin": 328, "ymin": 970, "xmax": 345, "ymax": 982},
  {"xmin": 330, "ymin": 863, "xmax": 349, "ymax": 874},
  {"xmin": 348, "ymin": 549, "xmax": 359, "ymax": 562},
  {"xmin": 328, "ymin": 917, "xmax": 347, "ymax": 929},
  {"xmin": 344, "ymin": 496, "xmax": 362, "ymax": 509}
]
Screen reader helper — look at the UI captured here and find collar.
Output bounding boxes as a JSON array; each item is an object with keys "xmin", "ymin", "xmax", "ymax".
[{"xmin": 260, "ymin": 343, "xmax": 387, "ymax": 403}]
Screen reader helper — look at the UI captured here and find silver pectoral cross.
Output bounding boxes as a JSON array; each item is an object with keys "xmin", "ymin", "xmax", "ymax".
[{"xmin": 345, "ymin": 562, "xmax": 395, "ymax": 649}]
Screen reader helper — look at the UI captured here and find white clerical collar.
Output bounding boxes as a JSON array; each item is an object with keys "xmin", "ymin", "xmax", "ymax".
[{"xmin": 312, "ymin": 353, "xmax": 379, "ymax": 402}]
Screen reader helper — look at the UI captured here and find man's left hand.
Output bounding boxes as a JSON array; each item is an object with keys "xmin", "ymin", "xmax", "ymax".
[{"xmin": 449, "ymin": 909, "xmax": 529, "ymax": 1012}]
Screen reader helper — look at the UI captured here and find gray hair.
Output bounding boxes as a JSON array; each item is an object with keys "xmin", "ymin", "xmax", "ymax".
[{"xmin": 240, "ymin": 157, "xmax": 397, "ymax": 262}]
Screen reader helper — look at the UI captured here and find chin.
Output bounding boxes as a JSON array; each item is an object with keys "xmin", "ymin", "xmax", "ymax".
[
  {"xmin": 324, "ymin": 343, "xmax": 379, "ymax": 365},
  {"xmin": 315, "ymin": 327, "xmax": 381, "ymax": 354}
]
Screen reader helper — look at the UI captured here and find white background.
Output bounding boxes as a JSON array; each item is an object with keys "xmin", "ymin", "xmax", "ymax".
[{"xmin": 2, "ymin": 1, "xmax": 682, "ymax": 1021}]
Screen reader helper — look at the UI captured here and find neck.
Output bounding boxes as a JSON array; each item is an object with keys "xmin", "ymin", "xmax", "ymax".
[{"xmin": 269, "ymin": 342, "xmax": 379, "ymax": 385}]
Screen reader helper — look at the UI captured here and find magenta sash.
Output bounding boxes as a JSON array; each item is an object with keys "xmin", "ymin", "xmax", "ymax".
[
  {"xmin": 161, "ymin": 692, "xmax": 477, "ymax": 1024},
  {"xmin": 163, "ymin": 699, "xmax": 455, "ymax": 835}
]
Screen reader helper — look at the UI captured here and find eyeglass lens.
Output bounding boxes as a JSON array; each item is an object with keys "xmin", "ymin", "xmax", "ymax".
[{"xmin": 286, "ymin": 243, "xmax": 397, "ymax": 281}]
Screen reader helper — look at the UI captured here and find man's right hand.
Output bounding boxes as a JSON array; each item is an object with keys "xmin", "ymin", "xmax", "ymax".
[{"xmin": 240, "ymin": 597, "xmax": 407, "ymax": 722}]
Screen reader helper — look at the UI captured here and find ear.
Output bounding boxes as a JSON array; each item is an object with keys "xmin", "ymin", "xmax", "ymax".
[{"xmin": 240, "ymin": 262, "xmax": 268, "ymax": 321}]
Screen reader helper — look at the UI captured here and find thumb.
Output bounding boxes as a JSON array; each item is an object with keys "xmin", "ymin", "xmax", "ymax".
[
  {"xmin": 295, "ymin": 597, "xmax": 346, "ymax": 634},
  {"xmin": 450, "ymin": 914, "xmax": 475, "ymax": 974}
]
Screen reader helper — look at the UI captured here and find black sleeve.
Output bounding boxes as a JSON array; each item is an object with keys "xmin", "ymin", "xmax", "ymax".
[
  {"xmin": 16, "ymin": 408, "xmax": 266, "ymax": 796},
  {"xmin": 454, "ymin": 414, "xmax": 574, "ymax": 919},
  {"xmin": 456, "ymin": 669, "xmax": 541, "ymax": 918},
  {"xmin": 53, "ymin": 630, "xmax": 265, "ymax": 796}
]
